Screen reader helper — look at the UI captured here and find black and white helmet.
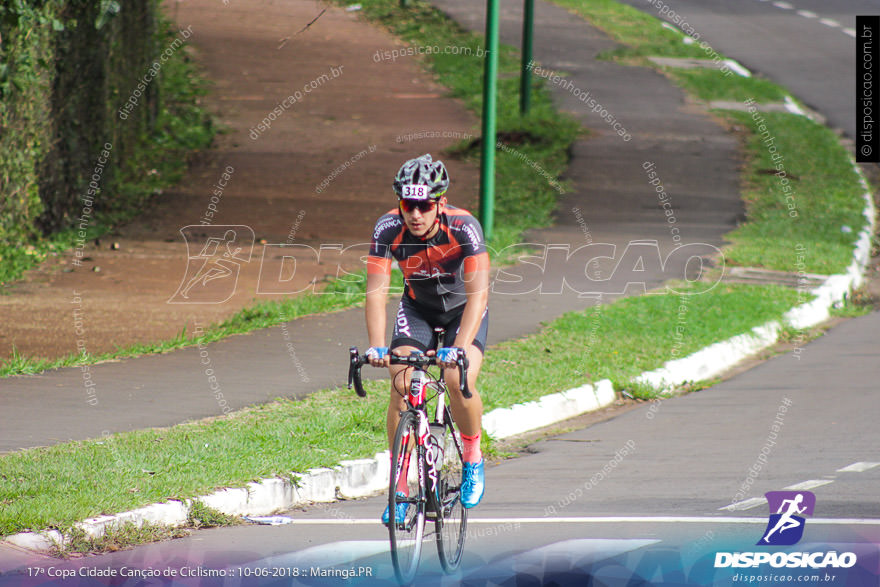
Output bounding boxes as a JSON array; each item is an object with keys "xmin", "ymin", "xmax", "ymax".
[{"xmin": 392, "ymin": 154, "xmax": 449, "ymax": 200}]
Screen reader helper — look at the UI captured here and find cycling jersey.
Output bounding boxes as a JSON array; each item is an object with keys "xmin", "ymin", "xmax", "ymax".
[{"xmin": 367, "ymin": 205, "xmax": 489, "ymax": 313}]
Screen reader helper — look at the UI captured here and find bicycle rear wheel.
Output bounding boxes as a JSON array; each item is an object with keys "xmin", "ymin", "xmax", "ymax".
[
  {"xmin": 388, "ymin": 410, "xmax": 425, "ymax": 585},
  {"xmin": 435, "ymin": 413, "xmax": 467, "ymax": 572}
]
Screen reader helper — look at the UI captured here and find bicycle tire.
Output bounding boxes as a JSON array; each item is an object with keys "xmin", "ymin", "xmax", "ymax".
[
  {"xmin": 435, "ymin": 409, "xmax": 467, "ymax": 572},
  {"xmin": 388, "ymin": 410, "xmax": 425, "ymax": 585}
]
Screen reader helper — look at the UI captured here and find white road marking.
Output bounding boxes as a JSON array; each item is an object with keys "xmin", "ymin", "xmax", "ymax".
[
  {"xmin": 720, "ymin": 497, "xmax": 767, "ymax": 511},
  {"xmin": 279, "ymin": 516, "xmax": 880, "ymax": 525},
  {"xmin": 760, "ymin": 0, "xmax": 852, "ymax": 39},
  {"xmin": 784, "ymin": 479, "xmax": 834, "ymax": 491},
  {"xmin": 723, "ymin": 462, "xmax": 876, "ymax": 513},
  {"xmin": 837, "ymin": 461, "xmax": 880, "ymax": 473}
]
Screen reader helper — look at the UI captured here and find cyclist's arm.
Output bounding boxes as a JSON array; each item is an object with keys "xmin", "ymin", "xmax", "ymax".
[
  {"xmin": 452, "ymin": 263, "xmax": 489, "ymax": 351},
  {"xmin": 366, "ymin": 257, "xmax": 392, "ymax": 350}
]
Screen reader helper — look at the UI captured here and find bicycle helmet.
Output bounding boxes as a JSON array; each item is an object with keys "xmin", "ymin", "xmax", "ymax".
[{"xmin": 392, "ymin": 154, "xmax": 449, "ymax": 199}]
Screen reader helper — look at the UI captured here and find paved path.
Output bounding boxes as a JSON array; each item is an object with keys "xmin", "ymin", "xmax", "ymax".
[
  {"xmin": 615, "ymin": 0, "xmax": 861, "ymax": 138},
  {"xmin": 5, "ymin": 312, "xmax": 877, "ymax": 584},
  {"xmin": 0, "ymin": 0, "xmax": 742, "ymax": 452}
]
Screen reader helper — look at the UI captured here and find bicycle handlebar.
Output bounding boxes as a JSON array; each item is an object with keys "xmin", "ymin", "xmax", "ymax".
[{"xmin": 348, "ymin": 347, "xmax": 471, "ymax": 399}]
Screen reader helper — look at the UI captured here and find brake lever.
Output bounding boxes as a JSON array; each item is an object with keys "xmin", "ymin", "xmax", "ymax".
[
  {"xmin": 348, "ymin": 347, "xmax": 366, "ymax": 397},
  {"xmin": 455, "ymin": 349, "xmax": 471, "ymax": 399}
]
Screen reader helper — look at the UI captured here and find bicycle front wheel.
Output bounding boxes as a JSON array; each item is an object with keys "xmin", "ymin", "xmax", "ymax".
[
  {"xmin": 389, "ymin": 410, "xmax": 425, "ymax": 585},
  {"xmin": 436, "ymin": 413, "xmax": 467, "ymax": 572}
]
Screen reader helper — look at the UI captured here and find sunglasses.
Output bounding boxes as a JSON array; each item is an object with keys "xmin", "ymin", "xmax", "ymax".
[{"xmin": 399, "ymin": 199, "xmax": 438, "ymax": 214}]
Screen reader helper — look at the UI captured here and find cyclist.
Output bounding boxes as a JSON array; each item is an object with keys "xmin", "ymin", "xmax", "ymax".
[{"xmin": 364, "ymin": 154, "xmax": 489, "ymax": 524}]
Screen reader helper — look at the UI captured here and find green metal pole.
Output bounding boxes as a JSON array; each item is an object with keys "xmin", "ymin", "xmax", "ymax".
[
  {"xmin": 520, "ymin": 0, "xmax": 534, "ymax": 115},
  {"xmin": 480, "ymin": 0, "xmax": 500, "ymax": 242}
]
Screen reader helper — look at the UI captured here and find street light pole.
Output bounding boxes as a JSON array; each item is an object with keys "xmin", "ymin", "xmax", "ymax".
[
  {"xmin": 520, "ymin": 0, "xmax": 534, "ymax": 115},
  {"xmin": 480, "ymin": 0, "xmax": 500, "ymax": 241}
]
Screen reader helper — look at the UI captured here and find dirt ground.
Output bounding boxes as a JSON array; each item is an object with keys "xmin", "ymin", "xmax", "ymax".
[{"xmin": 0, "ymin": 0, "xmax": 481, "ymax": 362}]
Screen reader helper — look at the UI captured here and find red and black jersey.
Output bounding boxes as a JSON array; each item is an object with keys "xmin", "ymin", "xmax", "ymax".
[{"xmin": 368, "ymin": 205, "xmax": 489, "ymax": 313}]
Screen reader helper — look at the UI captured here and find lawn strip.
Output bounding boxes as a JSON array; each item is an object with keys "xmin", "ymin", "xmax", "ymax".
[
  {"xmin": 719, "ymin": 111, "xmax": 866, "ymax": 273},
  {"xmin": 549, "ymin": 0, "xmax": 868, "ymax": 274},
  {"xmin": 1, "ymin": 0, "xmax": 577, "ymax": 376},
  {"xmin": 0, "ymin": 283, "xmax": 802, "ymax": 537}
]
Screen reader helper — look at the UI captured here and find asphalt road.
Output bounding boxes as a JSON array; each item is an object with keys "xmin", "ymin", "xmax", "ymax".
[
  {"xmin": 615, "ymin": 0, "xmax": 871, "ymax": 139},
  {"xmin": 0, "ymin": 0, "xmax": 744, "ymax": 452},
  {"xmin": 5, "ymin": 313, "xmax": 878, "ymax": 585},
  {"xmin": 2, "ymin": 0, "xmax": 878, "ymax": 585}
]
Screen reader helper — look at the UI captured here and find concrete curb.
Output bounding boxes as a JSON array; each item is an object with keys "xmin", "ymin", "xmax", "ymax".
[
  {"xmin": 637, "ymin": 163, "xmax": 876, "ymax": 392},
  {"xmin": 483, "ymin": 379, "xmax": 616, "ymax": 439},
  {"xmin": 4, "ymin": 171, "xmax": 873, "ymax": 553},
  {"xmin": 3, "ymin": 138, "xmax": 876, "ymax": 563}
]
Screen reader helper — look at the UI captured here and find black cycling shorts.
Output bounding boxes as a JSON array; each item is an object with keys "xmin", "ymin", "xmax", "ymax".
[{"xmin": 391, "ymin": 296, "xmax": 489, "ymax": 354}]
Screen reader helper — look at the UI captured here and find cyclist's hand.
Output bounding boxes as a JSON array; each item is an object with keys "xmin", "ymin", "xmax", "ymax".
[
  {"xmin": 366, "ymin": 346, "xmax": 389, "ymax": 367},
  {"xmin": 436, "ymin": 347, "xmax": 461, "ymax": 367}
]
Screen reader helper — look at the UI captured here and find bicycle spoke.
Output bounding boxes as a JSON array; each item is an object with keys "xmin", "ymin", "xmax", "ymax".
[
  {"xmin": 389, "ymin": 411, "xmax": 425, "ymax": 585},
  {"xmin": 436, "ymin": 416, "xmax": 467, "ymax": 573}
]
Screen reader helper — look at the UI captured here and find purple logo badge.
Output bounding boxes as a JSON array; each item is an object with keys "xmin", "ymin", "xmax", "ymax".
[{"xmin": 758, "ymin": 491, "xmax": 816, "ymax": 546}]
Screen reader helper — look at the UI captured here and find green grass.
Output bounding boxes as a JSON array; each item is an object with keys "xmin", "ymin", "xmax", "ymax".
[
  {"xmin": 52, "ymin": 522, "xmax": 190, "ymax": 558},
  {"xmin": 0, "ymin": 275, "xmax": 367, "ymax": 377},
  {"xmin": 0, "ymin": 282, "xmax": 802, "ymax": 538},
  {"xmin": 0, "ymin": 385, "xmax": 388, "ymax": 537},
  {"xmin": 2, "ymin": 0, "xmax": 578, "ymax": 375},
  {"xmin": 552, "ymin": 0, "xmax": 710, "ymax": 60},
  {"xmin": 0, "ymin": 0, "xmax": 869, "ymax": 544},
  {"xmin": 721, "ymin": 111, "xmax": 866, "ymax": 274},
  {"xmin": 187, "ymin": 500, "xmax": 242, "ymax": 529},
  {"xmin": 665, "ymin": 68, "xmax": 788, "ymax": 103},
  {"xmin": 479, "ymin": 283, "xmax": 802, "ymax": 408},
  {"xmin": 335, "ymin": 0, "xmax": 579, "ymax": 250},
  {"xmin": 548, "ymin": 0, "xmax": 868, "ymax": 276}
]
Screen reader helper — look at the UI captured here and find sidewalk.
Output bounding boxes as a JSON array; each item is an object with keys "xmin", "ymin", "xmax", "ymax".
[
  {"xmin": 0, "ymin": 0, "xmax": 743, "ymax": 453},
  {"xmin": 3, "ymin": 0, "xmax": 874, "ymax": 574}
]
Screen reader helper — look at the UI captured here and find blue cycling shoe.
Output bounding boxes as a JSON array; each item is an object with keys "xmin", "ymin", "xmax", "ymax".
[
  {"xmin": 461, "ymin": 460, "xmax": 485, "ymax": 509},
  {"xmin": 382, "ymin": 492, "xmax": 410, "ymax": 525}
]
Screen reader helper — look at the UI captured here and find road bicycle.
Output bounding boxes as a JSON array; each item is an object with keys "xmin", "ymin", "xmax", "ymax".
[{"xmin": 348, "ymin": 329, "xmax": 471, "ymax": 585}]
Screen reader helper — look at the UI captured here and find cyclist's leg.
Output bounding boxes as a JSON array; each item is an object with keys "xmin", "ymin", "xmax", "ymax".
[
  {"xmin": 387, "ymin": 298, "xmax": 435, "ymax": 442},
  {"xmin": 442, "ymin": 344, "xmax": 484, "ymax": 438},
  {"xmin": 441, "ymin": 309, "xmax": 488, "ymax": 508},
  {"xmin": 385, "ymin": 299, "xmax": 434, "ymax": 505},
  {"xmin": 387, "ymin": 345, "xmax": 420, "ymax": 445},
  {"xmin": 441, "ymin": 305, "xmax": 489, "ymax": 438}
]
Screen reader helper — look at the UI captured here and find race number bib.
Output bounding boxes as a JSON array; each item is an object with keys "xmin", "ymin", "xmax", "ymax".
[{"xmin": 401, "ymin": 184, "xmax": 430, "ymax": 199}]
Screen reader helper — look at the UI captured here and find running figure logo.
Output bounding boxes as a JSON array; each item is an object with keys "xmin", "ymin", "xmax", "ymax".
[
  {"xmin": 758, "ymin": 491, "xmax": 816, "ymax": 546},
  {"xmin": 168, "ymin": 225, "xmax": 254, "ymax": 304}
]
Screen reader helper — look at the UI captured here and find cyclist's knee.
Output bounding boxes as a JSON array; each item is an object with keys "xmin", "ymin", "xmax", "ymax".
[
  {"xmin": 388, "ymin": 385, "xmax": 407, "ymax": 410},
  {"xmin": 445, "ymin": 372, "xmax": 479, "ymax": 400}
]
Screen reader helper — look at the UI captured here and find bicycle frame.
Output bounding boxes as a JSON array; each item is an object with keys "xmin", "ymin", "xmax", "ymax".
[{"xmin": 347, "ymin": 337, "xmax": 471, "ymax": 583}]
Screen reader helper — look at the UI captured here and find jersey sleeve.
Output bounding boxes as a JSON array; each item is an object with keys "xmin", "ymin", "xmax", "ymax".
[
  {"xmin": 455, "ymin": 213, "xmax": 489, "ymax": 273},
  {"xmin": 367, "ymin": 212, "xmax": 400, "ymax": 275}
]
